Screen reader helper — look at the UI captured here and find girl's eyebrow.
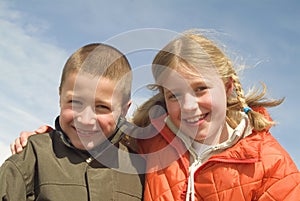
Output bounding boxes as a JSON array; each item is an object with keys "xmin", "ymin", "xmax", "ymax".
[
  {"xmin": 192, "ymin": 80, "xmax": 208, "ymax": 86},
  {"xmin": 163, "ymin": 88, "xmax": 173, "ymax": 94}
]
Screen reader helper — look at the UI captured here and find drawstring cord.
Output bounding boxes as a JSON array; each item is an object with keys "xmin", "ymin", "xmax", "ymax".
[{"xmin": 165, "ymin": 113, "xmax": 252, "ymax": 201}]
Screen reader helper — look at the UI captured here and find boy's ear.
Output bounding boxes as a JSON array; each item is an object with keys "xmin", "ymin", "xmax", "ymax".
[
  {"xmin": 58, "ymin": 87, "xmax": 61, "ymax": 106},
  {"xmin": 121, "ymin": 100, "xmax": 132, "ymax": 117},
  {"xmin": 225, "ymin": 77, "xmax": 234, "ymax": 97}
]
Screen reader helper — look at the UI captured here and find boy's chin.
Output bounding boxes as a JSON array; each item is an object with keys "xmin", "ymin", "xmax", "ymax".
[
  {"xmin": 72, "ymin": 140, "xmax": 99, "ymax": 151},
  {"xmin": 79, "ymin": 141, "xmax": 104, "ymax": 151}
]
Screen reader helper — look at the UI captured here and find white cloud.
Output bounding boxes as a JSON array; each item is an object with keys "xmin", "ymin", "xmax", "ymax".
[
  {"xmin": 0, "ymin": 2, "xmax": 68, "ymax": 165},
  {"xmin": 0, "ymin": 141, "xmax": 11, "ymax": 165}
]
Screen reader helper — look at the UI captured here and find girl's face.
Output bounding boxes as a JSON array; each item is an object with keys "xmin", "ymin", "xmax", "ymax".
[
  {"xmin": 162, "ymin": 68, "xmax": 232, "ymax": 144},
  {"xmin": 59, "ymin": 72, "xmax": 130, "ymax": 150}
]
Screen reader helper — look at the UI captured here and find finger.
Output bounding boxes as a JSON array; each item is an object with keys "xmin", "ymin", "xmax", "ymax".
[
  {"xmin": 10, "ymin": 142, "xmax": 16, "ymax": 155},
  {"xmin": 19, "ymin": 132, "xmax": 30, "ymax": 147},
  {"xmin": 35, "ymin": 125, "xmax": 50, "ymax": 134},
  {"xmin": 15, "ymin": 137, "xmax": 25, "ymax": 153}
]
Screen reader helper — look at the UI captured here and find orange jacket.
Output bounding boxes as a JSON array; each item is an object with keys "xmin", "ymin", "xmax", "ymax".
[{"xmin": 138, "ymin": 109, "xmax": 300, "ymax": 201}]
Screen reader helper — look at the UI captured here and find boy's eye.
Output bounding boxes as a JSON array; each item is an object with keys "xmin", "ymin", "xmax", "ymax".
[
  {"xmin": 70, "ymin": 100, "xmax": 82, "ymax": 105},
  {"xmin": 95, "ymin": 104, "xmax": 111, "ymax": 113},
  {"xmin": 70, "ymin": 100, "xmax": 83, "ymax": 109}
]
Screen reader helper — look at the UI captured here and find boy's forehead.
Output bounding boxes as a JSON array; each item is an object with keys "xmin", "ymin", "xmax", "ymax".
[
  {"xmin": 63, "ymin": 73, "xmax": 121, "ymax": 97},
  {"xmin": 71, "ymin": 72, "xmax": 117, "ymax": 85}
]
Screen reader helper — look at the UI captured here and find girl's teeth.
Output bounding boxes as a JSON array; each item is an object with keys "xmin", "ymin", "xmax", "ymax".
[{"xmin": 186, "ymin": 114, "xmax": 205, "ymax": 123}]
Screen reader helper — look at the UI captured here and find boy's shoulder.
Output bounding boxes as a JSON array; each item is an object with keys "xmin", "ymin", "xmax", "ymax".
[
  {"xmin": 120, "ymin": 135, "xmax": 139, "ymax": 153},
  {"xmin": 116, "ymin": 137, "xmax": 146, "ymax": 175},
  {"xmin": 27, "ymin": 130, "xmax": 56, "ymax": 145},
  {"xmin": 3, "ymin": 131, "xmax": 58, "ymax": 170}
]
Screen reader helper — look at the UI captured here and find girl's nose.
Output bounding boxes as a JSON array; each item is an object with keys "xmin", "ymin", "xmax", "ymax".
[
  {"xmin": 77, "ymin": 106, "xmax": 96, "ymax": 125},
  {"xmin": 182, "ymin": 93, "xmax": 198, "ymax": 111}
]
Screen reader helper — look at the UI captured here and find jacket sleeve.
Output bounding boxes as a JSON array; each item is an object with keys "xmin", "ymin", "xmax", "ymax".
[
  {"xmin": 0, "ymin": 139, "xmax": 37, "ymax": 201},
  {"xmin": 257, "ymin": 133, "xmax": 300, "ymax": 200},
  {"xmin": 0, "ymin": 160, "xmax": 28, "ymax": 201},
  {"xmin": 260, "ymin": 172, "xmax": 300, "ymax": 200}
]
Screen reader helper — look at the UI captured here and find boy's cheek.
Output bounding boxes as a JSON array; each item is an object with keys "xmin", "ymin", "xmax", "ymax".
[
  {"xmin": 60, "ymin": 108, "xmax": 74, "ymax": 116},
  {"xmin": 60, "ymin": 109, "xmax": 77, "ymax": 124},
  {"xmin": 96, "ymin": 116, "xmax": 118, "ymax": 137}
]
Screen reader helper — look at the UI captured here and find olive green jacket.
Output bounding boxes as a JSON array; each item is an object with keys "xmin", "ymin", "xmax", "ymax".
[{"xmin": 0, "ymin": 118, "xmax": 145, "ymax": 201}]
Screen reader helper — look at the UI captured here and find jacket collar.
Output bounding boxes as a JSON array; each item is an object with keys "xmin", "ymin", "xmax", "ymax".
[
  {"xmin": 54, "ymin": 116, "xmax": 127, "ymax": 156},
  {"xmin": 150, "ymin": 114, "xmax": 262, "ymax": 163}
]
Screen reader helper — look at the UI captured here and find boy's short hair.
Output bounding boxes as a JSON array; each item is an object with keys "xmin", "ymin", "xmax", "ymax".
[{"xmin": 59, "ymin": 43, "xmax": 132, "ymax": 103}]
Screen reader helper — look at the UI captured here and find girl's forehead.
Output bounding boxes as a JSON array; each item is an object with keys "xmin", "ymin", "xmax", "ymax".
[
  {"xmin": 158, "ymin": 67, "xmax": 224, "ymax": 93},
  {"xmin": 163, "ymin": 67, "xmax": 219, "ymax": 83}
]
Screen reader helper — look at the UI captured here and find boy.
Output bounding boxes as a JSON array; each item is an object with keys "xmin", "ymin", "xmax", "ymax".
[{"xmin": 0, "ymin": 43, "xmax": 145, "ymax": 200}]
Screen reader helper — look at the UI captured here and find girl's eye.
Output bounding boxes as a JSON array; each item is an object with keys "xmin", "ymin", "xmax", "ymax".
[
  {"xmin": 195, "ymin": 86, "xmax": 208, "ymax": 93},
  {"xmin": 168, "ymin": 92, "xmax": 181, "ymax": 101}
]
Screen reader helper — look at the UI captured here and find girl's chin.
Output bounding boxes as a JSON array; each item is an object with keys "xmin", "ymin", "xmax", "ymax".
[
  {"xmin": 183, "ymin": 131, "xmax": 209, "ymax": 143},
  {"xmin": 181, "ymin": 128, "xmax": 205, "ymax": 138}
]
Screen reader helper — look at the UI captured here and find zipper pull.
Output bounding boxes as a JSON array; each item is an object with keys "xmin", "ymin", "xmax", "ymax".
[{"xmin": 86, "ymin": 157, "xmax": 93, "ymax": 164}]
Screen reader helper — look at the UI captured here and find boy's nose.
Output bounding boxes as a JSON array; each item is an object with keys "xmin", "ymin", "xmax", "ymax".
[
  {"xmin": 77, "ymin": 106, "xmax": 96, "ymax": 125},
  {"xmin": 182, "ymin": 93, "xmax": 198, "ymax": 111}
]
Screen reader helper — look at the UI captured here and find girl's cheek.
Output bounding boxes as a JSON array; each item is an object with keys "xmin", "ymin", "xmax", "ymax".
[
  {"xmin": 166, "ymin": 101, "xmax": 180, "ymax": 113},
  {"xmin": 197, "ymin": 94, "xmax": 213, "ymax": 109},
  {"xmin": 210, "ymin": 89, "xmax": 227, "ymax": 114}
]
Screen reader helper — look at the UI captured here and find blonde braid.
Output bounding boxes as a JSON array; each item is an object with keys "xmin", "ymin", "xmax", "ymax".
[
  {"xmin": 229, "ymin": 73, "xmax": 280, "ymax": 131},
  {"xmin": 225, "ymin": 72, "xmax": 246, "ymax": 128},
  {"xmin": 231, "ymin": 73, "xmax": 248, "ymax": 109}
]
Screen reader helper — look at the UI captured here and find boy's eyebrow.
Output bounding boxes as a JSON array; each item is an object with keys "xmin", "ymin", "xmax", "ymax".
[
  {"xmin": 64, "ymin": 92, "xmax": 75, "ymax": 99},
  {"xmin": 94, "ymin": 99, "xmax": 112, "ymax": 105},
  {"xmin": 64, "ymin": 92, "xmax": 84, "ymax": 101}
]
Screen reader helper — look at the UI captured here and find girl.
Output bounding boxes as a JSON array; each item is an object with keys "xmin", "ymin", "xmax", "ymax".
[{"xmin": 133, "ymin": 31, "xmax": 300, "ymax": 200}]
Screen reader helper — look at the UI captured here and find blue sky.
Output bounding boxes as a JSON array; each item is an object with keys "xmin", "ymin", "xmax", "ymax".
[{"xmin": 0, "ymin": 0, "xmax": 299, "ymax": 167}]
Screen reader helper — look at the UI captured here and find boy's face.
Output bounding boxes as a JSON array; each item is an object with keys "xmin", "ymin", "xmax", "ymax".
[{"xmin": 59, "ymin": 72, "xmax": 130, "ymax": 150}]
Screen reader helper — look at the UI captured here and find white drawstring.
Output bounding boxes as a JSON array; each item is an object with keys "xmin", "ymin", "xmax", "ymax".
[
  {"xmin": 165, "ymin": 113, "xmax": 252, "ymax": 201},
  {"xmin": 186, "ymin": 160, "xmax": 200, "ymax": 201}
]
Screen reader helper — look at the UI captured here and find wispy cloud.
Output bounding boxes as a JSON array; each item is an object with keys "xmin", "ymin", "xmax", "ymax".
[{"xmin": 0, "ymin": 1, "xmax": 68, "ymax": 164}]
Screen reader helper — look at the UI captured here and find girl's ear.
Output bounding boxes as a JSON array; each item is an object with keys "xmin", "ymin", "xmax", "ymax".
[{"xmin": 225, "ymin": 77, "xmax": 234, "ymax": 97}]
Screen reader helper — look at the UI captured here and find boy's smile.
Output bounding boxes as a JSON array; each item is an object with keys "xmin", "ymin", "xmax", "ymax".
[{"xmin": 59, "ymin": 72, "xmax": 128, "ymax": 150}]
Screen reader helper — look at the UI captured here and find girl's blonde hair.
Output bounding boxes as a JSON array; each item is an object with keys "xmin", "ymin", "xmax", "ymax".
[{"xmin": 133, "ymin": 31, "xmax": 283, "ymax": 131}]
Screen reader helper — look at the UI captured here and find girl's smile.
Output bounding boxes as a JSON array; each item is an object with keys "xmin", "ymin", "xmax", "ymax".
[
  {"xmin": 162, "ymin": 67, "xmax": 231, "ymax": 144},
  {"xmin": 183, "ymin": 113, "xmax": 208, "ymax": 125}
]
